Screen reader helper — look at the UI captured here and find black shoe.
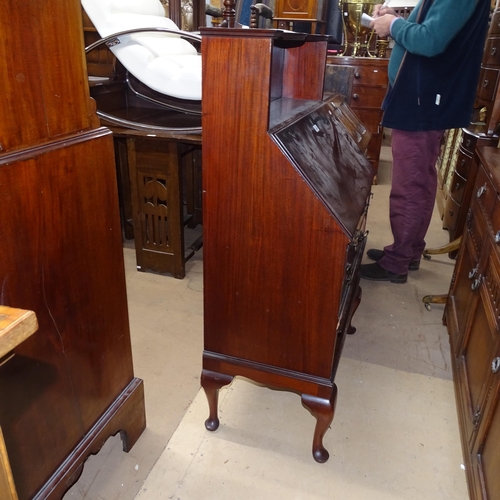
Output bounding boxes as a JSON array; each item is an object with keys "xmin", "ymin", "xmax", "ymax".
[
  {"xmin": 366, "ymin": 248, "xmax": 420, "ymax": 271},
  {"xmin": 360, "ymin": 262, "xmax": 407, "ymax": 283}
]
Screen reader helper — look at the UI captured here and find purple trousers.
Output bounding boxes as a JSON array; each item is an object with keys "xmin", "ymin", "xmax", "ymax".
[{"xmin": 378, "ymin": 129, "xmax": 444, "ymax": 275}]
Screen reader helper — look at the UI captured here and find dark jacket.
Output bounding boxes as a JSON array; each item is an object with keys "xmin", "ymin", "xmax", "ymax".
[{"xmin": 382, "ymin": 0, "xmax": 490, "ymax": 131}]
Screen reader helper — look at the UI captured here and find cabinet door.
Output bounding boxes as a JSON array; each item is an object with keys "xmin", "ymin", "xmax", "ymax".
[
  {"xmin": 455, "ymin": 238, "xmax": 500, "ymax": 446},
  {"xmin": 470, "ymin": 353, "xmax": 500, "ymax": 500}
]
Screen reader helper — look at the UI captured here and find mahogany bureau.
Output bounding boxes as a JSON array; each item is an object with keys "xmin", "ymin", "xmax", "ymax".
[{"xmin": 199, "ymin": 28, "xmax": 374, "ymax": 463}]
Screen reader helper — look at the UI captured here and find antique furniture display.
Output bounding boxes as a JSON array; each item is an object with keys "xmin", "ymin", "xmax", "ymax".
[
  {"xmin": 444, "ymin": 146, "xmax": 500, "ymax": 500},
  {"xmin": 0, "ymin": 1, "xmax": 146, "ymax": 499},
  {"xmin": 200, "ymin": 28, "xmax": 374, "ymax": 463},
  {"xmin": 325, "ymin": 55, "xmax": 388, "ymax": 176}
]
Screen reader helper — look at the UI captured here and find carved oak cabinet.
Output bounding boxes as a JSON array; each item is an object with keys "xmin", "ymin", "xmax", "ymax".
[
  {"xmin": 200, "ymin": 28, "xmax": 374, "ymax": 462},
  {"xmin": 445, "ymin": 146, "xmax": 500, "ymax": 500},
  {"xmin": 0, "ymin": 1, "xmax": 145, "ymax": 498}
]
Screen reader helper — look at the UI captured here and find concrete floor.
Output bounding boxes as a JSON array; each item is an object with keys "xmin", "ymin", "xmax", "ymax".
[{"xmin": 64, "ymin": 139, "xmax": 468, "ymax": 500}]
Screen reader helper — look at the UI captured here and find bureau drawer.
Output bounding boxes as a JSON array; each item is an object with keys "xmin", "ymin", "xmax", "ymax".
[
  {"xmin": 483, "ymin": 37, "xmax": 500, "ymax": 67},
  {"xmin": 351, "ymin": 65, "xmax": 388, "ymax": 86},
  {"xmin": 489, "ymin": 192, "xmax": 500, "ymax": 240},
  {"xmin": 461, "ymin": 131, "xmax": 479, "ymax": 154},
  {"xmin": 449, "ymin": 170, "xmax": 468, "ymax": 205},
  {"xmin": 490, "ymin": 9, "xmax": 500, "ymax": 35},
  {"xmin": 474, "ymin": 165, "xmax": 497, "ymax": 218},
  {"xmin": 366, "ymin": 133, "xmax": 383, "ymax": 162},
  {"xmin": 468, "ymin": 201, "xmax": 489, "ymax": 259},
  {"xmin": 350, "ymin": 85, "xmax": 387, "ymax": 109},
  {"xmin": 455, "ymin": 148, "xmax": 474, "ymax": 178},
  {"xmin": 477, "ymin": 67, "xmax": 500, "ymax": 102},
  {"xmin": 443, "ymin": 195, "xmax": 459, "ymax": 233},
  {"xmin": 351, "ymin": 108, "xmax": 383, "ymax": 133}
]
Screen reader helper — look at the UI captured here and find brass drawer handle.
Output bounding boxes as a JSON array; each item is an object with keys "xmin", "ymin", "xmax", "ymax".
[
  {"xmin": 495, "ymin": 231, "xmax": 500, "ymax": 244},
  {"xmin": 492, "ymin": 47, "xmax": 497, "ymax": 56},
  {"xmin": 352, "ymin": 93, "xmax": 359, "ymax": 101},
  {"xmin": 354, "ymin": 71, "xmax": 361, "ymax": 79},
  {"xmin": 468, "ymin": 265, "xmax": 479, "ymax": 279},
  {"xmin": 476, "ymin": 184, "xmax": 487, "ymax": 198},
  {"xmin": 483, "ymin": 79, "xmax": 489, "ymax": 88},
  {"xmin": 492, "ymin": 357, "xmax": 500, "ymax": 374}
]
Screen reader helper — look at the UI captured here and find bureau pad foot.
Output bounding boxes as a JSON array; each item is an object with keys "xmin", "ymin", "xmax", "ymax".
[
  {"xmin": 302, "ymin": 387, "xmax": 337, "ymax": 463},
  {"xmin": 201, "ymin": 369, "xmax": 234, "ymax": 431}
]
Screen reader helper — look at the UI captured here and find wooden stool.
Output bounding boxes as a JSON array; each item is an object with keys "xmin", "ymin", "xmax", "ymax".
[
  {"xmin": 112, "ymin": 128, "xmax": 203, "ymax": 279},
  {"xmin": 0, "ymin": 306, "xmax": 39, "ymax": 500}
]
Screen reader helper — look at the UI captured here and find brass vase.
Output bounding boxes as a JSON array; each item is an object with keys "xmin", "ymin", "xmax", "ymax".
[{"xmin": 341, "ymin": 0, "xmax": 378, "ymax": 56}]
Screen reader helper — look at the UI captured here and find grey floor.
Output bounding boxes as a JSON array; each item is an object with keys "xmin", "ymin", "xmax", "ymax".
[{"xmin": 64, "ymin": 138, "xmax": 468, "ymax": 499}]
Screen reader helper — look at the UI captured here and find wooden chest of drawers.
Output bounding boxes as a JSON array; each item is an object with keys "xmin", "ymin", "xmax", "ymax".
[
  {"xmin": 442, "ymin": 125, "xmax": 498, "ymax": 244},
  {"xmin": 445, "ymin": 146, "xmax": 500, "ymax": 500},
  {"xmin": 325, "ymin": 56, "xmax": 388, "ymax": 176}
]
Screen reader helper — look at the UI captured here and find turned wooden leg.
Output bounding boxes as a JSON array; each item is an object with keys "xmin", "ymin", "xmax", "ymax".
[
  {"xmin": 301, "ymin": 386, "xmax": 337, "ymax": 464},
  {"xmin": 200, "ymin": 369, "xmax": 233, "ymax": 431}
]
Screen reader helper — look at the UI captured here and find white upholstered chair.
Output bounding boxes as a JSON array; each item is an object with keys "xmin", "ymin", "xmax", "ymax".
[{"xmin": 82, "ymin": 0, "xmax": 202, "ymax": 130}]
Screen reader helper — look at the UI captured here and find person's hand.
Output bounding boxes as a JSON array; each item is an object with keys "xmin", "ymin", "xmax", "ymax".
[
  {"xmin": 370, "ymin": 14, "xmax": 396, "ymax": 38},
  {"xmin": 372, "ymin": 5, "xmax": 397, "ymax": 18}
]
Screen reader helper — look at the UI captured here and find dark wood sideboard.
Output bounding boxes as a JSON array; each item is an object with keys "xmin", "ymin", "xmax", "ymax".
[
  {"xmin": 444, "ymin": 146, "xmax": 500, "ymax": 500},
  {"xmin": 0, "ymin": 1, "xmax": 146, "ymax": 499},
  {"xmin": 199, "ymin": 28, "xmax": 374, "ymax": 463}
]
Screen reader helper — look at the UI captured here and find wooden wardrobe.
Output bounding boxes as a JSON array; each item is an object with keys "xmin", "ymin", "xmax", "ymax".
[{"xmin": 0, "ymin": 2, "xmax": 146, "ymax": 499}]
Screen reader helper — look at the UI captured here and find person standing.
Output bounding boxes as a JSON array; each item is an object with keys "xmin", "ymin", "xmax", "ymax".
[{"xmin": 360, "ymin": 0, "xmax": 490, "ymax": 283}]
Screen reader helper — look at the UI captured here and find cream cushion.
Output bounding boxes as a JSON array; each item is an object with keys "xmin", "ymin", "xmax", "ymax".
[{"xmin": 81, "ymin": 0, "xmax": 202, "ymax": 100}]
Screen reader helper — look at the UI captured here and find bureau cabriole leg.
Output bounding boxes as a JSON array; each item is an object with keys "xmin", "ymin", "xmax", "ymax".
[
  {"xmin": 201, "ymin": 369, "xmax": 234, "ymax": 431},
  {"xmin": 302, "ymin": 386, "xmax": 338, "ymax": 464}
]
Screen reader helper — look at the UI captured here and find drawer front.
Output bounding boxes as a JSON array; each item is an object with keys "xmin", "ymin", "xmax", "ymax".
[
  {"xmin": 443, "ymin": 195, "xmax": 459, "ymax": 233},
  {"xmin": 351, "ymin": 65, "xmax": 388, "ymax": 86},
  {"xmin": 475, "ymin": 164, "xmax": 497, "ymax": 218},
  {"xmin": 455, "ymin": 148, "xmax": 474, "ymax": 178},
  {"xmin": 350, "ymin": 85, "xmax": 387, "ymax": 109},
  {"xmin": 366, "ymin": 133, "xmax": 383, "ymax": 162},
  {"xmin": 461, "ymin": 131, "xmax": 479, "ymax": 154},
  {"xmin": 468, "ymin": 204, "xmax": 489, "ymax": 265},
  {"xmin": 483, "ymin": 37, "xmax": 500, "ymax": 67},
  {"xmin": 449, "ymin": 170, "xmax": 467, "ymax": 205},
  {"xmin": 489, "ymin": 191, "xmax": 500, "ymax": 242},
  {"xmin": 352, "ymin": 108, "xmax": 383, "ymax": 133},
  {"xmin": 490, "ymin": 10, "xmax": 500, "ymax": 35},
  {"xmin": 477, "ymin": 67, "xmax": 500, "ymax": 102}
]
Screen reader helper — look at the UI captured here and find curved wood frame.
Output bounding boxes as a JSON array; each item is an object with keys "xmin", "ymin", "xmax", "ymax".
[{"xmin": 85, "ymin": 27, "xmax": 202, "ymax": 132}]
